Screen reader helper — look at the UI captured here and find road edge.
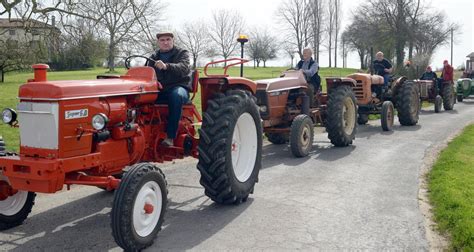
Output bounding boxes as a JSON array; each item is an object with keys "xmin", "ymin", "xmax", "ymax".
[{"xmin": 418, "ymin": 120, "xmax": 474, "ymax": 250}]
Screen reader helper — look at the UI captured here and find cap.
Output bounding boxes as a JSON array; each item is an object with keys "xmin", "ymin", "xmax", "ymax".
[{"xmin": 156, "ymin": 32, "xmax": 174, "ymax": 39}]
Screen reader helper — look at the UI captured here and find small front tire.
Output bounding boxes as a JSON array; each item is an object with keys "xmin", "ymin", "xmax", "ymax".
[
  {"xmin": 381, "ymin": 101, "xmax": 394, "ymax": 131},
  {"xmin": 290, "ymin": 114, "xmax": 314, "ymax": 157},
  {"xmin": 111, "ymin": 163, "xmax": 168, "ymax": 251}
]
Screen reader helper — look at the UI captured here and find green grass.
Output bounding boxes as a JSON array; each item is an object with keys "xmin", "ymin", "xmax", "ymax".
[
  {"xmin": 0, "ymin": 66, "xmax": 358, "ymax": 152},
  {"xmin": 428, "ymin": 124, "xmax": 474, "ymax": 251}
]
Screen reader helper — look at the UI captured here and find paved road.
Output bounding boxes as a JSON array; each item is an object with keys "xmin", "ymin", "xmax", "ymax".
[{"xmin": 1, "ymin": 101, "xmax": 474, "ymax": 251}]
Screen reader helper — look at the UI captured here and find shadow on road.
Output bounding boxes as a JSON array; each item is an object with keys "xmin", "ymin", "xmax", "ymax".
[
  {"xmin": 0, "ymin": 191, "xmax": 117, "ymax": 251},
  {"xmin": 0, "ymin": 185, "xmax": 253, "ymax": 251}
]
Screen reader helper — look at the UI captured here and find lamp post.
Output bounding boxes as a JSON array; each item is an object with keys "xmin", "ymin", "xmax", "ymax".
[{"xmin": 237, "ymin": 35, "xmax": 249, "ymax": 77}]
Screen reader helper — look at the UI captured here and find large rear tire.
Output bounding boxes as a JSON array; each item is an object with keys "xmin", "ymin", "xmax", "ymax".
[
  {"xmin": 0, "ymin": 175, "xmax": 36, "ymax": 230},
  {"xmin": 396, "ymin": 81, "xmax": 420, "ymax": 126},
  {"xmin": 442, "ymin": 85, "xmax": 455, "ymax": 110},
  {"xmin": 111, "ymin": 163, "xmax": 168, "ymax": 251},
  {"xmin": 290, "ymin": 114, "xmax": 314, "ymax": 157},
  {"xmin": 381, "ymin": 101, "xmax": 394, "ymax": 131},
  {"xmin": 326, "ymin": 85, "xmax": 357, "ymax": 147},
  {"xmin": 197, "ymin": 90, "xmax": 262, "ymax": 204},
  {"xmin": 265, "ymin": 133, "xmax": 289, "ymax": 145}
]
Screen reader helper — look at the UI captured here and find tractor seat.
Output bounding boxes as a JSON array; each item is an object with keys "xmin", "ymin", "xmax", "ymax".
[{"xmin": 370, "ymin": 75, "xmax": 385, "ymax": 85}]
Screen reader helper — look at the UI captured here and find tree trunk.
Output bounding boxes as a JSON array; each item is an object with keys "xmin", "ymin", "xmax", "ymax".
[
  {"xmin": 193, "ymin": 55, "xmax": 198, "ymax": 69},
  {"xmin": 0, "ymin": 69, "xmax": 3, "ymax": 83},
  {"xmin": 263, "ymin": 60, "xmax": 267, "ymax": 68},
  {"xmin": 108, "ymin": 41, "xmax": 115, "ymax": 72}
]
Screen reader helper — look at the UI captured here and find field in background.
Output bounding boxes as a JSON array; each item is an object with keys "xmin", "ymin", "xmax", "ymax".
[{"xmin": 0, "ymin": 66, "xmax": 358, "ymax": 151}]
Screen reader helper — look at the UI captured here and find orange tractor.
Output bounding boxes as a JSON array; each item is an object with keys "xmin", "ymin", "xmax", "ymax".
[{"xmin": 0, "ymin": 57, "xmax": 263, "ymax": 251}]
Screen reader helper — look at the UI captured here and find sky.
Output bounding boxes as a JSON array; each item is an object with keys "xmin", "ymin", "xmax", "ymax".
[{"xmin": 164, "ymin": 0, "xmax": 473, "ymax": 69}]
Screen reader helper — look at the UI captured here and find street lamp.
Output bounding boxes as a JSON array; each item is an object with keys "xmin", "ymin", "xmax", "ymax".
[{"xmin": 237, "ymin": 35, "xmax": 249, "ymax": 77}]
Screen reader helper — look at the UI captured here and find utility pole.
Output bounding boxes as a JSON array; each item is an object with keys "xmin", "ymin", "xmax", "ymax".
[{"xmin": 451, "ymin": 28, "xmax": 454, "ymax": 64}]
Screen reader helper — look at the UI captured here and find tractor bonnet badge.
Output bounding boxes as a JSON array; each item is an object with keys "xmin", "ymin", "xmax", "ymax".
[{"xmin": 65, "ymin": 109, "xmax": 89, "ymax": 119}]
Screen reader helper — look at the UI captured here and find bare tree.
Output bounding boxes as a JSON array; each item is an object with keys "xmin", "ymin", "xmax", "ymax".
[
  {"xmin": 334, "ymin": 0, "xmax": 341, "ymax": 67},
  {"xmin": 282, "ymin": 42, "xmax": 298, "ymax": 67},
  {"xmin": 209, "ymin": 9, "xmax": 244, "ymax": 66},
  {"xmin": 325, "ymin": 0, "xmax": 336, "ymax": 67},
  {"xmin": 248, "ymin": 27, "xmax": 279, "ymax": 68},
  {"xmin": 0, "ymin": 1, "xmax": 92, "ymax": 20},
  {"xmin": 277, "ymin": 0, "xmax": 312, "ymax": 59},
  {"xmin": 308, "ymin": 0, "xmax": 325, "ymax": 62},
  {"xmin": 177, "ymin": 21, "xmax": 210, "ymax": 69},
  {"xmin": 75, "ymin": 0, "xmax": 164, "ymax": 72}
]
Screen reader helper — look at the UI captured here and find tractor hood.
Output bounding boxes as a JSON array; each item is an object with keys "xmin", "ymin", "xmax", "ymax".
[
  {"xmin": 19, "ymin": 67, "xmax": 159, "ymax": 101},
  {"xmin": 256, "ymin": 70, "xmax": 308, "ymax": 92}
]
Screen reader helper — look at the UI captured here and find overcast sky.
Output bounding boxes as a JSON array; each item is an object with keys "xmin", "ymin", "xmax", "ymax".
[{"xmin": 164, "ymin": 0, "xmax": 473, "ymax": 69}]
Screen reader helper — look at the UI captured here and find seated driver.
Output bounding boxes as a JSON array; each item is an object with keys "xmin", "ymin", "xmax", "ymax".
[
  {"xmin": 373, "ymin": 51, "xmax": 393, "ymax": 90},
  {"xmin": 146, "ymin": 32, "xmax": 191, "ymax": 146},
  {"xmin": 420, "ymin": 66, "xmax": 438, "ymax": 80},
  {"xmin": 296, "ymin": 47, "xmax": 321, "ymax": 93}
]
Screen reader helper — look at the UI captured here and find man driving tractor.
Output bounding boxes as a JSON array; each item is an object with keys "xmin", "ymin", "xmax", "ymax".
[
  {"xmin": 373, "ymin": 51, "xmax": 393, "ymax": 91},
  {"xmin": 296, "ymin": 47, "xmax": 321, "ymax": 94},
  {"xmin": 420, "ymin": 66, "xmax": 438, "ymax": 81},
  {"xmin": 146, "ymin": 31, "xmax": 191, "ymax": 146}
]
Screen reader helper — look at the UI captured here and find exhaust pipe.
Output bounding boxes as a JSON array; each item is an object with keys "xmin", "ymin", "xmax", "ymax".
[{"xmin": 32, "ymin": 64, "xmax": 50, "ymax": 82}]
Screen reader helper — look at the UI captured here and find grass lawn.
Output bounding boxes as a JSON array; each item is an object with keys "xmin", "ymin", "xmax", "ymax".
[
  {"xmin": 428, "ymin": 124, "xmax": 474, "ymax": 251},
  {"xmin": 0, "ymin": 66, "xmax": 358, "ymax": 152}
]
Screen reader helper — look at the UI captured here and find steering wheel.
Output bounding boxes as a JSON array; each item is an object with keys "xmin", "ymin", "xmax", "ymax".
[{"xmin": 124, "ymin": 55, "xmax": 156, "ymax": 69}]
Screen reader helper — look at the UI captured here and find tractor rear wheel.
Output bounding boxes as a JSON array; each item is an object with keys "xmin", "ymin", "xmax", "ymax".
[
  {"xmin": 0, "ymin": 175, "xmax": 36, "ymax": 230},
  {"xmin": 396, "ymin": 81, "xmax": 420, "ymax": 126},
  {"xmin": 357, "ymin": 114, "xmax": 369, "ymax": 125},
  {"xmin": 326, "ymin": 85, "xmax": 357, "ymax": 147},
  {"xmin": 434, "ymin": 95, "xmax": 442, "ymax": 113},
  {"xmin": 0, "ymin": 136, "xmax": 5, "ymax": 156},
  {"xmin": 457, "ymin": 95, "xmax": 463, "ymax": 102},
  {"xmin": 290, "ymin": 114, "xmax": 314, "ymax": 157},
  {"xmin": 111, "ymin": 163, "xmax": 168, "ymax": 251},
  {"xmin": 381, "ymin": 101, "xmax": 394, "ymax": 131},
  {"xmin": 197, "ymin": 90, "xmax": 262, "ymax": 204},
  {"xmin": 442, "ymin": 85, "xmax": 455, "ymax": 110},
  {"xmin": 265, "ymin": 133, "xmax": 289, "ymax": 145}
]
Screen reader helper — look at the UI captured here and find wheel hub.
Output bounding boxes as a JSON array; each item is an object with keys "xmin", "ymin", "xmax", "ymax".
[
  {"xmin": 133, "ymin": 181, "xmax": 162, "ymax": 237},
  {"xmin": 0, "ymin": 180, "xmax": 17, "ymax": 201}
]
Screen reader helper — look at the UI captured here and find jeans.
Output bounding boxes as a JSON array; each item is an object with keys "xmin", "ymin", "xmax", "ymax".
[
  {"xmin": 382, "ymin": 74, "xmax": 390, "ymax": 88},
  {"xmin": 156, "ymin": 86, "xmax": 189, "ymax": 139}
]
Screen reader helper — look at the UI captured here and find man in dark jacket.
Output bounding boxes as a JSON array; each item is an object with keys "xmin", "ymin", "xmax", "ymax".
[
  {"xmin": 147, "ymin": 32, "xmax": 191, "ymax": 146},
  {"xmin": 420, "ymin": 66, "xmax": 438, "ymax": 80},
  {"xmin": 373, "ymin": 51, "xmax": 393, "ymax": 89},
  {"xmin": 296, "ymin": 48, "xmax": 321, "ymax": 93}
]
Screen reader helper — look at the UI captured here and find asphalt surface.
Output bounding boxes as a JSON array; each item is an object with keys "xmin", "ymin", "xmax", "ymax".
[{"xmin": 1, "ymin": 101, "xmax": 473, "ymax": 251}]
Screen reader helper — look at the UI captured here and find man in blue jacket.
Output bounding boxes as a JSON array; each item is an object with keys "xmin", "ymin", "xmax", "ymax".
[{"xmin": 373, "ymin": 51, "xmax": 393, "ymax": 90}]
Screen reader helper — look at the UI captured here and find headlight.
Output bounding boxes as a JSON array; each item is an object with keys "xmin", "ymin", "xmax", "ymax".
[
  {"xmin": 259, "ymin": 106, "xmax": 268, "ymax": 113},
  {"xmin": 92, "ymin": 113, "xmax": 108, "ymax": 130},
  {"xmin": 2, "ymin": 108, "xmax": 17, "ymax": 125}
]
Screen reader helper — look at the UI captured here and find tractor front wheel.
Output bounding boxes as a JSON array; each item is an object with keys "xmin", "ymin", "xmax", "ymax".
[
  {"xmin": 381, "ymin": 101, "xmax": 394, "ymax": 131},
  {"xmin": 111, "ymin": 163, "xmax": 168, "ymax": 251},
  {"xmin": 442, "ymin": 85, "xmax": 455, "ymax": 110},
  {"xmin": 0, "ymin": 175, "xmax": 36, "ymax": 230},
  {"xmin": 326, "ymin": 85, "xmax": 357, "ymax": 146},
  {"xmin": 434, "ymin": 95, "xmax": 442, "ymax": 113},
  {"xmin": 197, "ymin": 90, "xmax": 262, "ymax": 204},
  {"xmin": 290, "ymin": 114, "xmax": 314, "ymax": 157}
]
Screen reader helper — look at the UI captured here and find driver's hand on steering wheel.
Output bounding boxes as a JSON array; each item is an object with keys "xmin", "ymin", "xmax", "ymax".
[{"xmin": 154, "ymin": 60, "xmax": 167, "ymax": 70}]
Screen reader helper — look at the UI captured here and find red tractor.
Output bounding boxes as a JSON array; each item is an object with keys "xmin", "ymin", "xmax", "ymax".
[{"xmin": 0, "ymin": 57, "xmax": 263, "ymax": 251}]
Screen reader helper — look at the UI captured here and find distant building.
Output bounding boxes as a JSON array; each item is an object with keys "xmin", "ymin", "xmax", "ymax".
[{"xmin": 0, "ymin": 17, "xmax": 61, "ymax": 61}]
